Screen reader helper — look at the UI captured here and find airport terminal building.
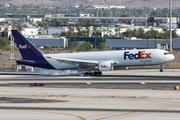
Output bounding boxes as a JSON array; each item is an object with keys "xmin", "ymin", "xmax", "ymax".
[
  {"xmin": 27, "ymin": 37, "xmax": 67, "ymax": 49},
  {"xmin": 46, "ymin": 16, "xmax": 178, "ymax": 28},
  {"xmin": 106, "ymin": 39, "xmax": 169, "ymax": 50},
  {"xmin": 26, "ymin": 36, "xmax": 180, "ymax": 50}
]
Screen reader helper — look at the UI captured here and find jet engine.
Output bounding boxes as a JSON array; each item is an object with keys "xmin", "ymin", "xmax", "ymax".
[{"xmin": 95, "ymin": 61, "xmax": 114, "ymax": 71}]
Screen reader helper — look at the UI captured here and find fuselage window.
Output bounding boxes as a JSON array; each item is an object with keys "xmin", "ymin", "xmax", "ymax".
[{"xmin": 164, "ymin": 53, "xmax": 171, "ymax": 55}]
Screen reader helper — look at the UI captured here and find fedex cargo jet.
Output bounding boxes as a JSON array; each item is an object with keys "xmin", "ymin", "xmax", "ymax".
[{"xmin": 11, "ymin": 30, "xmax": 175, "ymax": 76}]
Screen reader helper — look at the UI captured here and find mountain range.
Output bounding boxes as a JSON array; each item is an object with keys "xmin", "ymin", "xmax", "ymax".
[{"xmin": 0, "ymin": 0, "xmax": 179, "ymax": 8}]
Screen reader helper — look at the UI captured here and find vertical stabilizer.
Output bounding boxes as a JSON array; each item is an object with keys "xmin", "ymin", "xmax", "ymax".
[{"xmin": 11, "ymin": 30, "xmax": 42, "ymax": 59}]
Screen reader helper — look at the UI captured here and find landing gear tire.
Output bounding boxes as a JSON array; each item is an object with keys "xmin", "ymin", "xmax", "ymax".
[
  {"xmin": 160, "ymin": 69, "xmax": 163, "ymax": 72},
  {"xmin": 94, "ymin": 72, "xmax": 98, "ymax": 76},
  {"xmin": 84, "ymin": 71, "xmax": 102, "ymax": 76},
  {"xmin": 98, "ymin": 71, "xmax": 102, "ymax": 76},
  {"xmin": 94, "ymin": 71, "xmax": 102, "ymax": 76},
  {"xmin": 84, "ymin": 72, "xmax": 89, "ymax": 76},
  {"xmin": 84, "ymin": 72, "xmax": 93, "ymax": 76}
]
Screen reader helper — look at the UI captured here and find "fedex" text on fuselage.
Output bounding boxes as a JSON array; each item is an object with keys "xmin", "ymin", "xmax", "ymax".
[{"xmin": 124, "ymin": 51, "xmax": 152, "ymax": 60}]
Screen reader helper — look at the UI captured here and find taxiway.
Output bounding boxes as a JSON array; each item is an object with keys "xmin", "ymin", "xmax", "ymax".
[{"xmin": 0, "ymin": 68, "xmax": 180, "ymax": 120}]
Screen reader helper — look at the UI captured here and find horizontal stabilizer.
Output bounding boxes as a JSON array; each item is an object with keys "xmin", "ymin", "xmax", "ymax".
[{"xmin": 16, "ymin": 60, "xmax": 36, "ymax": 63}]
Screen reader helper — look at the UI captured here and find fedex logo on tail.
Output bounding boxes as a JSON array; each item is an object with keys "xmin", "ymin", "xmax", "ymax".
[
  {"xmin": 19, "ymin": 44, "xmax": 31, "ymax": 49},
  {"xmin": 124, "ymin": 51, "xmax": 151, "ymax": 60}
]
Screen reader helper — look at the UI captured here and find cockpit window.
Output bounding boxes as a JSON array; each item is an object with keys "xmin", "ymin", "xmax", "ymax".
[{"xmin": 164, "ymin": 52, "xmax": 171, "ymax": 55}]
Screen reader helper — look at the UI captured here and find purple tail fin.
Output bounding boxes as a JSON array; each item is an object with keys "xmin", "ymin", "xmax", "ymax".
[{"xmin": 11, "ymin": 30, "xmax": 42, "ymax": 59}]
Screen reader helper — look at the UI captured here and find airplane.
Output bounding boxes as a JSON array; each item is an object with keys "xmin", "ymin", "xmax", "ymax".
[{"xmin": 11, "ymin": 30, "xmax": 175, "ymax": 76}]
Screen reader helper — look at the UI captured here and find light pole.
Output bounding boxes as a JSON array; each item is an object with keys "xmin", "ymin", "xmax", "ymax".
[
  {"xmin": 97, "ymin": 9, "xmax": 98, "ymax": 17},
  {"xmin": 169, "ymin": 0, "xmax": 172, "ymax": 51},
  {"xmin": 10, "ymin": 37, "xmax": 14, "ymax": 69},
  {"xmin": 146, "ymin": 14, "xmax": 147, "ymax": 28}
]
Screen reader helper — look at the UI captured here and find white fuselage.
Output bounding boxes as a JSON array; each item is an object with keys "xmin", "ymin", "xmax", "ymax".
[{"xmin": 44, "ymin": 49, "xmax": 175, "ymax": 70}]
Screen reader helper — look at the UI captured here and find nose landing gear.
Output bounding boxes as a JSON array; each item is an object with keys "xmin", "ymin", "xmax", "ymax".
[{"xmin": 159, "ymin": 64, "xmax": 163, "ymax": 72}]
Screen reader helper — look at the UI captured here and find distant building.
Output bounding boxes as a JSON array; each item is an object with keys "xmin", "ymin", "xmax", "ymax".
[
  {"xmin": 23, "ymin": 36, "xmax": 180, "ymax": 50},
  {"xmin": 1, "ymin": 25, "xmax": 12, "ymax": 29},
  {"xmin": 4, "ymin": 4, "xmax": 10, "ymax": 8},
  {"xmin": 158, "ymin": 17, "xmax": 178, "ymax": 28},
  {"xmin": 106, "ymin": 39, "xmax": 169, "ymax": 50},
  {"xmin": 27, "ymin": 37, "xmax": 67, "ymax": 49},
  {"xmin": 76, "ymin": 14, "xmax": 92, "ymax": 17},
  {"xmin": 48, "ymin": 16, "xmax": 177, "ymax": 27},
  {"xmin": 93, "ymin": 5, "xmax": 109, "ymax": 9},
  {"xmin": 45, "ymin": 14, "xmax": 53, "ymax": 18},
  {"xmin": 64, "ymin": 14, "xmax": 76, "ymax": 17},
  {"xmin": 93, "ymin": 5, "xmax": 125, "ymax": 9},
  {"xmin": 75, "ymin": 5, "xmax": 79, "ymax": 8},
  {"xmin": 5, "ymin": 13, "xmax": 44, "ymax": 18},
  {"xmin": 109, "ymin": 6, "xmax": 125, "ymax": 9},
  {"xmin": 22, "ymin": 28, "xmax": 39, "ymax": 36},
  {"xmin": 1, "ymin": 25, "xmax": 12, "ymax": 37},
  {"xmin": 45, "ymin": 14, "xmax": 65, "ymax": 18},
  {"xmin": 21, "ymin": 23, "xmax": 33, "ymax": 28},
  {"xmin": 173, "ymin": 38, "xmax": 180, "ymax": 50},
  {"xmin": 67, "ymin": 37, "xmax": 106, "ymax": 49},
  {"xmin": 41, "ymin": 28, "xmax": 66, "ymax": 35}
]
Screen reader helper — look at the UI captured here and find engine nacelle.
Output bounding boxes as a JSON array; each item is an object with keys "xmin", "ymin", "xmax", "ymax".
[{"xmin": 95, "ymin": 61, "xmax": 114, "ymax": 71}]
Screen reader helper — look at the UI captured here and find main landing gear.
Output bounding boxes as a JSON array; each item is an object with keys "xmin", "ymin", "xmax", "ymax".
[
  {"xmin": 84, "ymin": 71, "xmax": 102, "ymax": 76},
  {"xmin": 159, "ymin": 64, "xmax": 163, "ymax": 72}
]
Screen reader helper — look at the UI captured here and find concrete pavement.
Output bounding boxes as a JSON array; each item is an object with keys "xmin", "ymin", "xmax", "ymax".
[{"xmin": 0, "ymin": 69, "xmax": 180, "ymax": 119}]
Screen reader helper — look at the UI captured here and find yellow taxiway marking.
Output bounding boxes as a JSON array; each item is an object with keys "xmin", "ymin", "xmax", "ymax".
[
  {"xmin": 86, "ymin": 82, "xmax": 91, "ymax": 84},
  {"xmin": 95, "ymin": 111, "xmax": 137, "ymax": 120},
  {"xmin": 140, "ymin": 82, "xmax": 146, "ymax": 85},
  {"xmin": 12, "ymin": 109, "xmax": 86, "ymax": 120},
  {"xmin": 95, "ymin": 106, "xmax": 180, "ymax": 120}
]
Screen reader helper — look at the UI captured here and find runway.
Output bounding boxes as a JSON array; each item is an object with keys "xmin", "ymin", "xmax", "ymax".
[{"xmin": 0, "ymin": 68, "xmax": 180, "ymax": 120}]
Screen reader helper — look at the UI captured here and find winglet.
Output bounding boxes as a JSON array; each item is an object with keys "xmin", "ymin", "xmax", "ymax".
[{"xmin": 11, "ymin": 30, "xmax": 42, "ymax": 59}]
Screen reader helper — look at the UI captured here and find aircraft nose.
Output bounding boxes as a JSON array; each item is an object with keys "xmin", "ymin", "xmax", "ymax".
[{"xmin": 171, "ymin": 54, "xmax": 175, "ymax": 60}]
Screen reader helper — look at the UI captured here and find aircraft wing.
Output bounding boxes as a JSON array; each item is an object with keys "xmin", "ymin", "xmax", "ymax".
[{"xmin": 45, "ymin": 56, "xmax": 98, "ymax": 66}]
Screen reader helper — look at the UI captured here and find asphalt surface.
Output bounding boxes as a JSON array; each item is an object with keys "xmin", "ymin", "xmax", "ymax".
[
  {"xmin": 0, "ymin": 82, "xmax": 180, "ymax": 90},
  {"xmin": 0, "ymin": 68, "xmax": 180, "ymax": 90},
  {"xmin": 0, "ymin": 68, "xmax": 180, "ymax": 120}
]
